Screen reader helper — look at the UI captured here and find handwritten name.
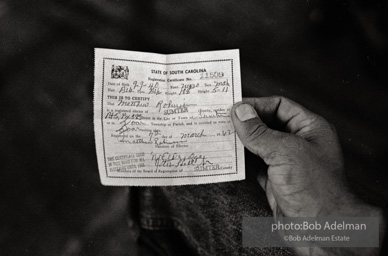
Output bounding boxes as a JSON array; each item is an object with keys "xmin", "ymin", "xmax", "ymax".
[
  {"xmin": 150, "ymin": 152, "xmax": 212, "ymax": 170},
  {"xmin": 156, "ymin": 100, "xmax": 194, "ymax": 113}
]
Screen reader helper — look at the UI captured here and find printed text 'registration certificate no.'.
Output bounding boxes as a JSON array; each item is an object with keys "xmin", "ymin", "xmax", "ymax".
[{"xmin": 94, "ymin": 48, "xmax": 245, "ymax": 186}]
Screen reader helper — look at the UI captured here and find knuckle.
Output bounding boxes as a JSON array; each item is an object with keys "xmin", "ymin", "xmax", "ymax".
[
  {"xmin": 244, "ymin": 122, "xmax": 268, "ymax": 142},
  {"xmin": 303, "ymin": 114, "xmax": 328, "ymax": 132},
  {"xmin": 262, "ymin": 149, "xmax": 282, "ymax": 163},
  {"xmin": 271, "ymin": 95, "xmax": 288, "ymax": 102}
]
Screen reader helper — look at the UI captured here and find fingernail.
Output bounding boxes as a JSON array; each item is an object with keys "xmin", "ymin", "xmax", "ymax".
[{"xmin": 235, "ymin": 104, "xmax": 257, "ymax": 121}]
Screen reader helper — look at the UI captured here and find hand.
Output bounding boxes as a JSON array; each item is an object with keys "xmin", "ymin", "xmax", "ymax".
[
  {"xmin": 231, "ymin": 96, "xmax": 384, "ymax": 255},
  {"xmin": 231, "ymin": 96, "xmax": 380, "ymax": 218}
]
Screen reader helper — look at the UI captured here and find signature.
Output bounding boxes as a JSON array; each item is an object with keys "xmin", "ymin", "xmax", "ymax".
[
  {"xmin": 154, "ymin": 138, "xmax": 187, "ymax": 146},
  {"xmin": 151, "ymin": 152, "xmax": 212, "ymax": 170}
]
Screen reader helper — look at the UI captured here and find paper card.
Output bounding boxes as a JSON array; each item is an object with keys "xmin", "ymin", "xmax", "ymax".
[{"xmin": 94, "ymin": 48, "xmax": 245, "ymax": 186}]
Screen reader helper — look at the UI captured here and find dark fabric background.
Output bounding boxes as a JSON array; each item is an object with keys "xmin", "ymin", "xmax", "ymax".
[{"xmin": 1, "ymin": 0, "xmax": 387, "ymax": 255}]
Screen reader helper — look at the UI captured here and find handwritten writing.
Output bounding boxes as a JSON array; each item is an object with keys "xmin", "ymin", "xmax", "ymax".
[{"xmin": 94, "ymin": 48, "xmax": 244, "ymax": 186}]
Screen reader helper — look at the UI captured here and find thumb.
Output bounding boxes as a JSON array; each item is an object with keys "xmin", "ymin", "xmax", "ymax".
[{"xmin": 231, "ymin": 103, "xmax": 288, "ymax": 164}]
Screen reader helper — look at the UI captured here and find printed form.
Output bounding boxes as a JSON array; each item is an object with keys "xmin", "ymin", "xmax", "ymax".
[{"xmin": 94, "ymin": 48, "xmax": 245, "ymax": 186}]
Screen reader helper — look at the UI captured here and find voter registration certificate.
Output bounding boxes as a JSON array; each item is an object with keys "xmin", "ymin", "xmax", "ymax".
[{"xmin": 94, "ymin": 48, "xmax": 245, "ymax": 186}]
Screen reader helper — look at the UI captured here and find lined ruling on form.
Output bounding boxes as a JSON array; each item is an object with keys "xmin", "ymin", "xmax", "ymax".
[{"xmin": 94, "ymin": 48, "xmax": 245, "ymax": 186}]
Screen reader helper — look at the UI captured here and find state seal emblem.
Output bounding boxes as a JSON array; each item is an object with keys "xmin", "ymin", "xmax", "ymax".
[{"xmin": 111, "ymin": 65, "xmax": 129, "ymax": 79}]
